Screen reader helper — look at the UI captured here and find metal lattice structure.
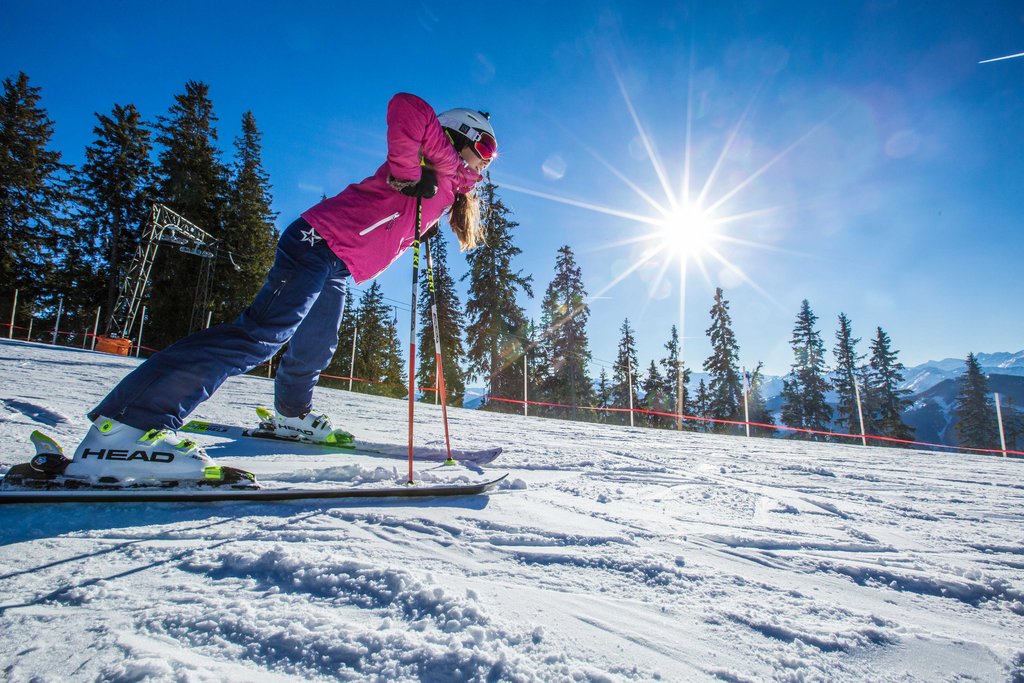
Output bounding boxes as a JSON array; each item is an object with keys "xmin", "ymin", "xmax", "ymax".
[
  {"xmin": 108, "ymin": 204, "xmax": 218, "ymax": 339},
  {"xmin": 189, "ymin": 245, "xmax": 217, "ymax": 334}
]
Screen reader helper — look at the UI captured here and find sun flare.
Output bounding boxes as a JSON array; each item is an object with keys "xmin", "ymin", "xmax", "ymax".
[
  {"xmin": 500, "ymin": 59, "xmax": 814, "ymax": 323},
  {"xmin": 658, "ymin": 204, "xmax": 717, "ymax": 259}
]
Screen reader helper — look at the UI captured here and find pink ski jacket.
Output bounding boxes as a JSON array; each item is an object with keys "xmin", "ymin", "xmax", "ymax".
[{"xmin": 302, "ymin": 93, "xmax": 483, "ymax": 284}]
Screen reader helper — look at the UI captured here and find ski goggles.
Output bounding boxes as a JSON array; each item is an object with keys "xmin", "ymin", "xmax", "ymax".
[{"xmin": 470, "ymin": 130, "xmax": 498, "ymax": 161}]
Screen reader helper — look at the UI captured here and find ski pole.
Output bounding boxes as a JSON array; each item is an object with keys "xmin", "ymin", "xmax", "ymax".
[
  {"xmin": 406, "ymin": 198, "xmax": 423, "ymax": 484},
  {"xmin": 424, "ymin": 237, "xmax": 455, "ymax": 465}
]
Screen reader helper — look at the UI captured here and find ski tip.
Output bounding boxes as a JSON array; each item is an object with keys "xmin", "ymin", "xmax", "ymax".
[
  {"xmin": 325, "ymin": 431, "xmax": 356, "ymax": 448},
  {"xmin": 181, "ymin": 420, "xmax": 208, "ymax": 433}
]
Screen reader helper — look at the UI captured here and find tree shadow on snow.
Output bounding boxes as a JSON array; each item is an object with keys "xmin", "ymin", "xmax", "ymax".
[{"xmin": 1, "ymin": 398, "xmax": 72, "ymax": 427}]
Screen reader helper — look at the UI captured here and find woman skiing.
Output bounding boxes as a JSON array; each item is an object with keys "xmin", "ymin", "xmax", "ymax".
[{"xmin": 47, "ymin": 93, "xmax": 497, "ymax": 487}]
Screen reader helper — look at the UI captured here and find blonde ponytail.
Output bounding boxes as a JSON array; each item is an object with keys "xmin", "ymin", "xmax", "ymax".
[{"xmin": 448, "ymin": 191, "xmax": 485, "ymax": 251}]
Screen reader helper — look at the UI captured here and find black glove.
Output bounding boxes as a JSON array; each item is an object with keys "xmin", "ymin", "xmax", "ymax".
[{"xmin": 395, "ymin": 168, "xmax": 438, "ymax": 199}]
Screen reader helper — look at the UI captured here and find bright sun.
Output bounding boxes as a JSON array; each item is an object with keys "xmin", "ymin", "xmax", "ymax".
[
  {"xmin": 659, "ymin": 204, "xmax": 717, "ymax": 258},
  {"xmin": 499, "ymin": 61, "xmax": 803, "ymax": 308}
]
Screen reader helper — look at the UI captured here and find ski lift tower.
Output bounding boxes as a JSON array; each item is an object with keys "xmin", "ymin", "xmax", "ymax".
[{"xmin": 106, "ymin": 203, "xmax": 218, "ymax": 345}]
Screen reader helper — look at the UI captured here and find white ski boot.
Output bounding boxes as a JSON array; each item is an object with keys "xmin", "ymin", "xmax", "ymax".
[
  {"xmin": 57, "ymin": 416, "xmax": 256, "ymax": 487},
  {"xmin": 255, "ymin": 407, "xmax": 354, "ymax": 447}
]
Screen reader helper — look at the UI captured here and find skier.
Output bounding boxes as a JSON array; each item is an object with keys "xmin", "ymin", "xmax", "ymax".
[{"xmin": 50, "ymin": 93, "xmax": 497, "ymax": 487}]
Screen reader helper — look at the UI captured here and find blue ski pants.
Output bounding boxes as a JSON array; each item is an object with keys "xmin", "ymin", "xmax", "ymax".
[{"xmin": 90, "ymin": 218, "xmax": 350, "ymax": 431}]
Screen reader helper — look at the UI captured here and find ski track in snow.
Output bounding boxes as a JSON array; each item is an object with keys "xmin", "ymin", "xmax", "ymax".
[{"xmin": 1, "ymin": 339, "xmax": 1023, "ymax": 682}]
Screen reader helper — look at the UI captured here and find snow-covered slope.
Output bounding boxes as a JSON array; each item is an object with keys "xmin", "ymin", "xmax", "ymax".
[{"xmin": 1, "ymin": 340, "xmax": 1023, "ymax": 682}]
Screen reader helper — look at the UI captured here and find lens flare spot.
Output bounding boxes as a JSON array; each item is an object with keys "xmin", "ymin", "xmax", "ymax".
[{"xmin": 542, "ymin": 155, "xmax": 567, "ymax": 180}]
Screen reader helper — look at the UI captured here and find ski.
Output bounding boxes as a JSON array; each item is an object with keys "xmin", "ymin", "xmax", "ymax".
[
  {"xmin": 181, "ymin": 419, "xmax": 503, "ymax": 465},
  {"xmin": 0, "ymin": 473, "xmax": 508, "ymax": 505}
]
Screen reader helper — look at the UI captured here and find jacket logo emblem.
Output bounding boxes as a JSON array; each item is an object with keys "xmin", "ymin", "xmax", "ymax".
[{"xmin": 300, "ymin": 227, "xmax": 323, "ymax": 246}]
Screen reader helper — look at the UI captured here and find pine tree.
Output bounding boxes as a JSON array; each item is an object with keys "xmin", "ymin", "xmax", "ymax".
[
  {"xmin": 953, "ymin": 353, "xmax": 998, "ymax": 451},
  {"xmin": 219, "ymin": 111, "xmax": 277, "ymax": 320},
  {"xmin": 417, "ymin": 232, "xmax": 468, "ymax": 405},
  {"xmin": 640, "ymin": 360, "xmax": 666, "ymax": 428},
  {"xmin": 380, "ymin": 311, "xmax": 407, "ymax": 399},
  {"xmin": 745, "ymin": 362, "xmax": 776, "ymax": 436},
  {"xmin": 322, "ymin": 287, "xmax": 357, "ymax": 390},
  {"xmin": 659, "ymin": 324, "xmax": 690, "ymax": 430},
  {"xmin": 693, "ymin": 379, "xmax": 711, "ymax": 433},
  {"xmin": 832, "ymin": 312, "xmax": 865, "ymax": 438},
  {"xmin": 149, "ymin": 81, "xmax": 230, "ymax": 348},
  {"xmin": 463, "ymin": 176, "xmax": 532, "ymax": 411},
  {"xmin": 538, "ymin": 245, "xmax": 593, "ymax": 420},
  {"xmin": 78, "ymin": 103, "xmax": 155, "ymax": 334},
  {"xmin": 595, "ymin": 368, "xmax": 611, "ymax": 423},
  {"xmin": 779, "ymin": 300, "xmax": 833, "ymax": 440},
  {"xmin": 56, "ymin": 200, "xmax": 105, "ymax": 343},
  {"xmin": 352, "ymin": 283, "xmax": 405, "ymax": 397},
  {"xmin": 523, "ymin": 320, "xmax": 550, "ymax": 415},
  {"xmin": 1001, "ymin": 396, "xmax": 1023, "ymax": 452},
  {"xmin": 703, "ymin": 288, "xmax": 743, "ymax": 434},
  {"xmin": 0, "ymin": 72, "xmax": 74, "ymax": 333},
  {"xmin": 865, "ymin": 327, "xmax": 915, "ymax": 445},
  {"xmin": 610, "ymin": 319, "xmax": 640, "ymax": 426}
]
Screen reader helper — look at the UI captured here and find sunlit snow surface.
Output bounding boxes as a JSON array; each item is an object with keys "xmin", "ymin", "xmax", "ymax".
[{"xmin": 1, "ymin": 339, "xmax": 1022, "ymax": 682}]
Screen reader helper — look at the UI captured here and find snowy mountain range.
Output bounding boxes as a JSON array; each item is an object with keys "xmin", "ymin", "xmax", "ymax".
[
  {"xmin": 765, "ymin": 351, "xmax": 1024, "ymax": 448},
  {"xmin": 900, "ymin": 350, "xmax": 1024, "ymax": 394}
]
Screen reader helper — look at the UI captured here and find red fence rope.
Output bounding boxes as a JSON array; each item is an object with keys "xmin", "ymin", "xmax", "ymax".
[
  {"xmin": 482, "ymin": 395, "xmax": 1024, "ymax": 457},
  {"xmin": 5, "ymin": 322, "xmax": 1019, "ymax": 458}
]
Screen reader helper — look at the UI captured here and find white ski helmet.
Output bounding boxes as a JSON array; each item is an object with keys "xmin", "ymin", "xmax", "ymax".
[{"xmin": 438, "ymin": 108, "xmax": 497, "ymax": 160}]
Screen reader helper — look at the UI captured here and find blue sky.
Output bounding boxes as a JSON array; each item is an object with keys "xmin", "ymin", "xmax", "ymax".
[{"xmin": 4, "ymin": 1, "xmax": 1022, "ymax": 379}]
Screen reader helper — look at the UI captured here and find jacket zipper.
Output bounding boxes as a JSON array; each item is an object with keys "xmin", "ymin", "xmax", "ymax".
[{"xmin": 360, "ymin": 212, "xmax": 400, "ymax": 236}]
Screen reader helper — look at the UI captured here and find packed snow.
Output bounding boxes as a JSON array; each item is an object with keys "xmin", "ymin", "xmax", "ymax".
[{"xmin": 1, "ymin": 339, "xmax": 1023, "ymax": 682}]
